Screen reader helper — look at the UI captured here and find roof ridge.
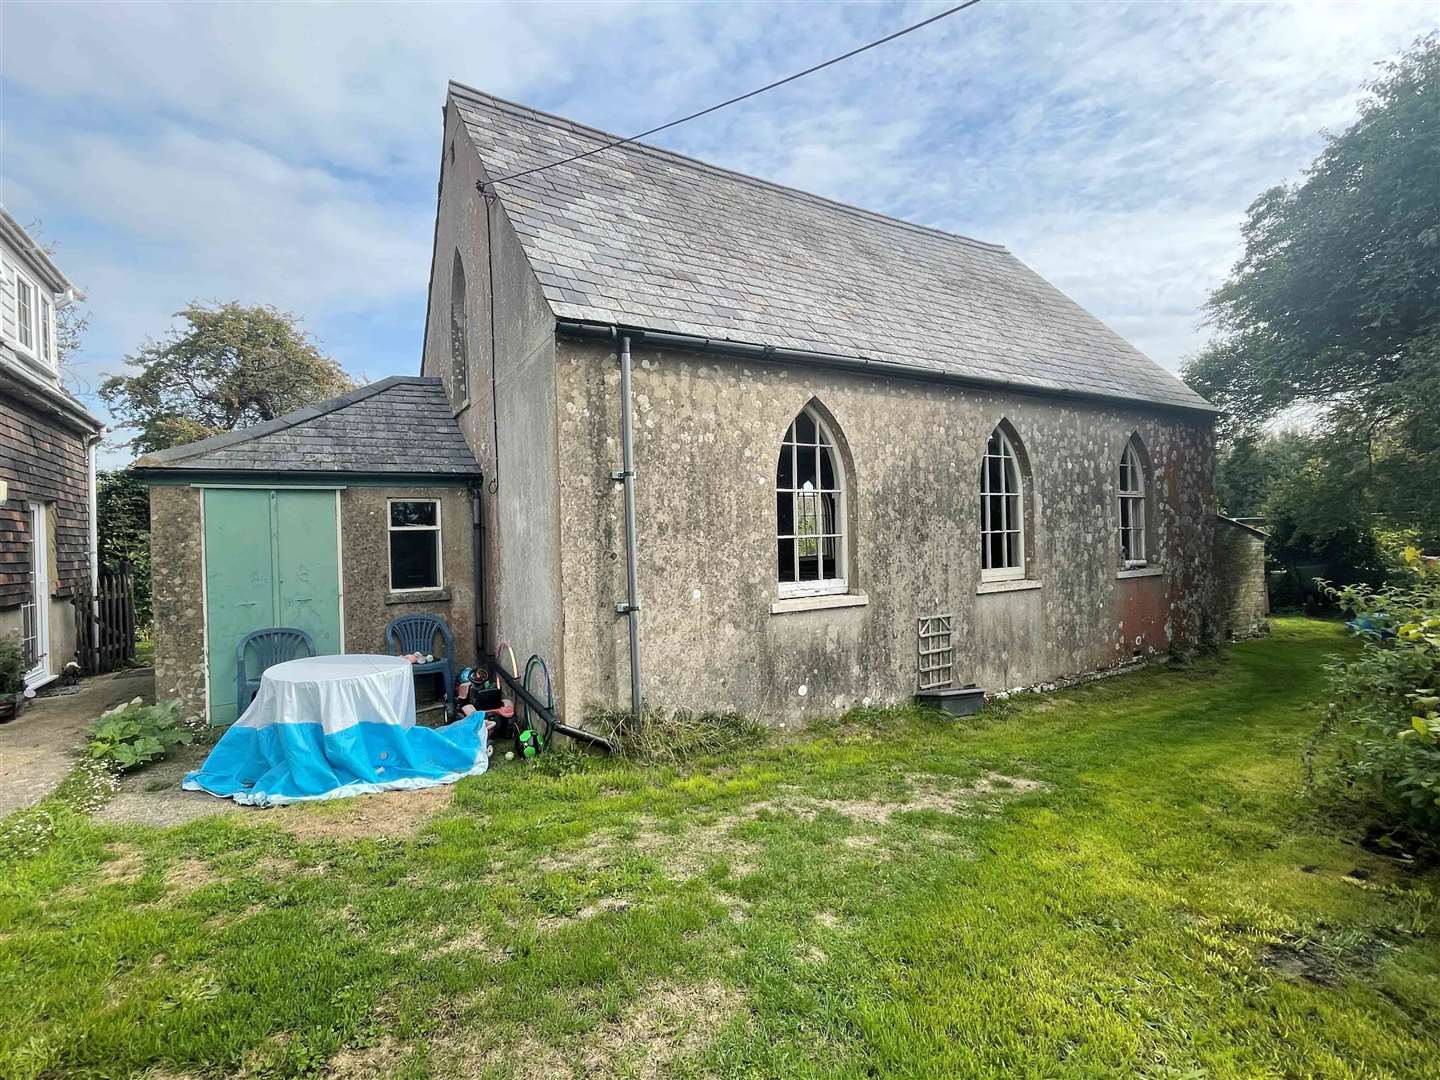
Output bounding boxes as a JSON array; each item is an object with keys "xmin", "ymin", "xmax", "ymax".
[
  {"xmin": 446, "ymin": 81, "xmax": 1008, "ymax": 255},
  {"xmin": 137, "ymin": 375, "xmax": 438, "ymax": 466}
]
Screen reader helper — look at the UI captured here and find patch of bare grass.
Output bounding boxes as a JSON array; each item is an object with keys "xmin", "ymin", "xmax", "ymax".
[
  {"xmin": 99, "ymin": 842, "xmax": 144, "ymax": 885},
  {"xmin": 532, "ymin": 772, "xmax": 1038, "ymax": 882},
  {"xmin": 324, "ymin": 1037, "xmax": 405, "ymax": 1080},
  {"xmin": 164, "ymin": 857, "xmax": 219, "ymax": 897},
  {"xmin": 445, "ymin": 979, "xmax": 745, "ymax": 1079},
  {"xmin": 271, "ymin": 786, "xmax": 453, "ymax": 841}
]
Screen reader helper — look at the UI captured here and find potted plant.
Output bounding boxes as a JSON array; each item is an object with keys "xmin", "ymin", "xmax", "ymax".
[{"xmin": 0, "ymin": 635, "xmax": 25, "ymax": 723}]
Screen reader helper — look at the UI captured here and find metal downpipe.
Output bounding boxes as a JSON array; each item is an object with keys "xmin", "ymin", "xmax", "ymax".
[{"xmin": 616, "ymin": 333, "xmax": 643, "ymax": 716}]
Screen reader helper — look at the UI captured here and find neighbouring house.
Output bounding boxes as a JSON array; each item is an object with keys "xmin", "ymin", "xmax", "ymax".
[
  {"xmin": 0, "ymin": 207, "xmax": 105, "ymax": 690},
  {"xmin": 146, "ymin": 83, "xmax": 1265, "ymax": 727},
  {"xmin": 134, "ymin": 378, "xmax": 481, "ymax": 724}
]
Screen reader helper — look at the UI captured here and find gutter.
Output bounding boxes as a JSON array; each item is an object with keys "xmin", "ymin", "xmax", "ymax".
[{"xmin": 554, "ymin": 320, "xmax": 1218, "ymax": 417}]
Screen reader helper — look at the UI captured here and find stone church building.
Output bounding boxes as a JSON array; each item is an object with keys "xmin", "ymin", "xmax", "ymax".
[{"xmin": 416, "ymin": 83, "xmax": 1247, "ymax": 722}]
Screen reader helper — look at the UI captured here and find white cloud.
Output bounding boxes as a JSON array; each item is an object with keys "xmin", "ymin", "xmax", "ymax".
[{"xmin": 1, "ymin": 0, "xmax": 1435, "ymax": 468}]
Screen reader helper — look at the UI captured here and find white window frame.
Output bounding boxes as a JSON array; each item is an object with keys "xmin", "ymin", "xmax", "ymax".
[
  {"xmin": 387, "ymin": 498, "xmax": 444, "ymax": 592},
  {"xmin": 40, "ymin": 293, "xmax": 54, "ymax": 369},
  {"xmin": 980, "ymin": 427, "xmax": 1026, "ymax": 582},
  {"xmin": 13, "ymin": 268, "xmax": 38, "ymax": 358},
  {"xmin": 776, "ymin": 406, "xmax": 849, "ymax": 599},
  {"xmin": 1119, "ymin": 442, "xmax": 1148, "ymax": 567}
]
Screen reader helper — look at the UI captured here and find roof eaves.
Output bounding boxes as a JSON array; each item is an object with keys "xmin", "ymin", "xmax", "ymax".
[{"xmin": 0, "ymin": 206, "xmax": 79, "ymax": 296}]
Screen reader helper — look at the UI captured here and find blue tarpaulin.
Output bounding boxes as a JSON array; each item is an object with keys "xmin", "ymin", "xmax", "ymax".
[{"xmin": 183, "ymin": 654, "xmax": 489, "ymax": 807}]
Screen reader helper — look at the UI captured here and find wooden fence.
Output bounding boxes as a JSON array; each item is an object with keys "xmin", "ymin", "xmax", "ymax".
[{"xmin": 73, "ymin": 563, "xmax": 137, "ymax": 674}]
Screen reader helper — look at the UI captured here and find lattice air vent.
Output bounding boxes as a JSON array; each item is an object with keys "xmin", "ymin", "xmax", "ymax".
[{"xmin": 917, "ymin": 615, "xmax": 954, "ymax": 691}]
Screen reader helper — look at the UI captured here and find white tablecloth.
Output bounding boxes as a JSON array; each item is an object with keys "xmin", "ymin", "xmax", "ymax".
[{"xmin": 239, "ymin": 654, "xmax": 415, "ymax": 735}]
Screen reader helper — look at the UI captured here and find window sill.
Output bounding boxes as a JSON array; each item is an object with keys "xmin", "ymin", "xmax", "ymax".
[
  {"xmin": 770, "ymin": 592, "xmax": 869, "ymax": 615},
  {"xmin": 1117, "ymin": 566, "xmax": 1164, "ymax": 580},
  {"xmin": 385, "ymin": 587, "xmax": 452, "ymax": 605},
  {"xmin": 976, "ymin": 578, "xmax": 1042, "ymax": 595}
]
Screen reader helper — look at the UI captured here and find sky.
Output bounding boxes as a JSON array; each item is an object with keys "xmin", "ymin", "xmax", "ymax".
[{"xmin": 2, "ymin": 0, "xmax": 1436, "ymax": 468}]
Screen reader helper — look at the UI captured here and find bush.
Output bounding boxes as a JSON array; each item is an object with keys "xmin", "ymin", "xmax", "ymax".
[
  {"xmin": 87, "ymin": 698, "xmax": 192, "ymax": 771},
  {"xmin": 1307, "ymin": 548, "xmax": 1440, "ymax": 852},
  {"xmin": 0, "ymin": 635, "xmax": 23, "ymax": 697}
]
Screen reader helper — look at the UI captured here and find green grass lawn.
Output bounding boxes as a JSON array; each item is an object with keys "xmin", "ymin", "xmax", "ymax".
[{"xmin": 2, "ymin": 618, "xmax": 1437, "ymax": 1079}]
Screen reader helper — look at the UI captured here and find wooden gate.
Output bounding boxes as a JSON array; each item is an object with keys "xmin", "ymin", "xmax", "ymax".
[{"xmin": 73, "ymin": 563, "xmax": 137, "ymax": 674}]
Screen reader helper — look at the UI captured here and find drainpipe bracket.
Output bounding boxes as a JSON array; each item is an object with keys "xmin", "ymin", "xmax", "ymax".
[
  {"xmin": 614, "ymin": 602, "xmax": 640, "ymax": 615},
  {"xmin": 609, "ymin": 469, "xmax": 632, "ymax": 484}
]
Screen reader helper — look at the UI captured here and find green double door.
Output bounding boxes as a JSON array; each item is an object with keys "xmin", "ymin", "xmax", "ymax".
[{"xmin": 203, "ymin": 488, "xmax": 342, "ymax": 724}]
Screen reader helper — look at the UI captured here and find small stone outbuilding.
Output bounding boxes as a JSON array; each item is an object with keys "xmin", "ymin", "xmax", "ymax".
[{"xmin": 136, "ymin": 377, "xmax": 481, "ymax": 725}]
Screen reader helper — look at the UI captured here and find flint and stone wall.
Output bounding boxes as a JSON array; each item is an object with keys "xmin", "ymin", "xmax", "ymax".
[
  {"xmin": 1214, "ymin": 517, "xmax": 1269, "ymax": 639},
  {"xmin": 554, "ymin": 339, "xmax": 1219, "ymax": 721}
]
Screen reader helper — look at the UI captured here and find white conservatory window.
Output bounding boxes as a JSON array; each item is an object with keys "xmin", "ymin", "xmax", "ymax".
[
  {"xmin": 980, "ymin": 426, "xmax": 1026, "ymax": 580},
  {"xmin": 1119, "ymin": 440, "xmax": 1148, "ymax": 566},
  {"xmin": 776, "ymin": 405, "xmax": 847, "ymax": 597}
]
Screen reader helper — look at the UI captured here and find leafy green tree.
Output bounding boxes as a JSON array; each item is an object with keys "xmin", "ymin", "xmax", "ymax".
[
  {"xmin": 100, "ymin": 302, "xmax": 353, "ymax": 454},
  {"xmin": 96, "ymin": 469, "xmax": 153, "ymax": 624},
  {"xmin": 1186, "ymin": 34, "xmax": 1440, "ymax": 551},
  {"xmin": 1186, "ymin": 35, "xmax": 1439, "ymax": 425}
]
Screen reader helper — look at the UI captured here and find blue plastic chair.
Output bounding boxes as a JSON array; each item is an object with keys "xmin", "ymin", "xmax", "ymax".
[
  {"xmin": 235, "ymin": 627, "xmax": 317, "ymax": 715},
  {"xmin": 386, "ymin": 614, "xmax": 456, "ymax": 714}
]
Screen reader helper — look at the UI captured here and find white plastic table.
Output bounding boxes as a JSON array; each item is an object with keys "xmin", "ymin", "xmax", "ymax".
[{"xmin": 241, "ymin": 654, "xmax": 415, "ymax": 733}]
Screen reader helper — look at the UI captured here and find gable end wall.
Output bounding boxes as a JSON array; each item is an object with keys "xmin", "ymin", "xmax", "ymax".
[{"xmin": 421, "ymin": 102, "xmax": 565, "ymax": 693}]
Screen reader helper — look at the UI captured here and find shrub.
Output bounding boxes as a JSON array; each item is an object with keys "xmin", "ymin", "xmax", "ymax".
[
  {"xmin": 1307, "ymin": 548, "xmax": 1440, "ymax": 851},
  {"xmin": 0, "ymin": 635, "xmax": 23, "ymax": 696},
  {"xmin": 87, "ymin": 698, "xmax": 192, "ymax": 771}
]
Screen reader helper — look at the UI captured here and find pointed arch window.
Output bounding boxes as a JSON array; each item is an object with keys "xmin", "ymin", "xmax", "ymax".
[
  {"xmin": 776, "ymin": 405, "xmax": 848, "ymax": 596},
  {"xmin": 980, "ymin": 425, "xmax": 1026, "ymax": 580},
  {"xmin": 1118, "ymin": 439, "xmax": 1149, "ymax": 566},
  {"xmin": 450, "ymin": 250, "xmax": 469, "ymax": 403}
]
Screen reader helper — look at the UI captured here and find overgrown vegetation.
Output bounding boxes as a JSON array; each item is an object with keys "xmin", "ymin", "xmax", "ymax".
[
  {"xmin": 0, "ymin": 635, "xmax": 23, "ymax": 697},
  {"xmin": 86, "ymin": 698, "xmax": 192, "ymax": 772},
  {"xmin": 583, "ymin": 704, "xmax": 767, "ymax": 765},
  {"xmin": 2, "ymin": 621, "xmax": 1437, "ymax": 1078},
  {"xmin": 1191, "ymin": 35, "xmax": 1440, "ymax": 586},
  {"xmin": 1308, "ymin": 550, "xmax": 1440, "ymax": 854},
  {"xmin": 95, "ymin": 469, "xmax": 153, "ymax": 625}
]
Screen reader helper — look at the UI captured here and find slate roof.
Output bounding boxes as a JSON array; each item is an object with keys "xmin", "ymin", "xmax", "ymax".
[
  {"xmin": 135, "ymin": 377, "xmax": 481, "ymax": 476},
  {"xmin": 451, "ymin": 83, "xmax": 1212, "ymax": 412}
]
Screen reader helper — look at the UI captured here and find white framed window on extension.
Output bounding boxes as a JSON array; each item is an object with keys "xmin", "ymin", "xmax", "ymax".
[
  {"xmin": 388, "ymin": 499, "xmax": 443, "ymax": 591},
  {"xmin": 776, "ymin": 405, "xmax": 848, "ymax": 597},
  {"xmin": 1118, "ymin": 438, "xmax": 1150, "ymax": 567},
  {"xmin": 980, "ymin": 424, "xmax": 1028, "ymax": 581}
]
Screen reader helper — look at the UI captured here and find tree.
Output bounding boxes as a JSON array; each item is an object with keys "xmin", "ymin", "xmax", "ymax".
[
  {"xmin": 100, "ymin": 302, "xmax": 354, "ymax": 454},
  {"xmin": 96, "ymin": 469, "xmax": 153, "ymax": 624},
  {"xmin": 1185, "ymin": 34, "xmax": 1439, "ymax": 426},
  {"xmin": 1186, "ymin": 34, "xmax": 1440, "ymax": 550}
]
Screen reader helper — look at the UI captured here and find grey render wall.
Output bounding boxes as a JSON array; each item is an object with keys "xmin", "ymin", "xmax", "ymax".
[
  {"xmin": 1214, "ymin": 518, "xmax": 1268, "ymax": 639},
  {"xmin": 421, "ymin": 105, "xmax": 564, "ymax": 681},
  {"xmin": 555, "ymin": 338, "xmax": 1218, "ymax": 720}
]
